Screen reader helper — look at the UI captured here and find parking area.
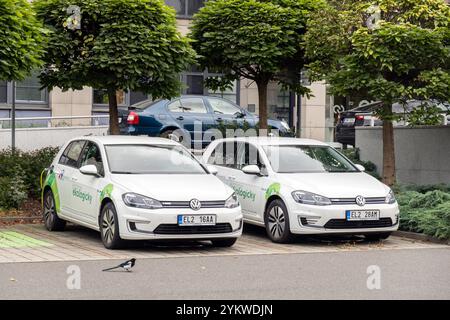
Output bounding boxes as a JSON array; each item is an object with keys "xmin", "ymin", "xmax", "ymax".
[{"xmin": 0, "ymin": 223, "xmax": 446, "ymax": 264}]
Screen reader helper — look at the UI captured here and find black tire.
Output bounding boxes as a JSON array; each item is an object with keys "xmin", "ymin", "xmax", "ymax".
[
  {"xmin": 211, "ymin": 238, "xmax": 237, "ymax": 247},
  {"xmin": 160, "ymin": 129, "xmax": 183, "ymax": 142},
  {"xmin": 264, "ymin": 199, "xmax": 294, "ymax": 243},
  {"xmin": 364, "ymin": 232, "xmax": 392, "ymax": 241},
  {"xmin": 43, "ymin": 190, "xmax": 66, "ymax": 231},
  {"xmin": 100, "ymin": 202, "xmax": 125, "ymax": 249}
]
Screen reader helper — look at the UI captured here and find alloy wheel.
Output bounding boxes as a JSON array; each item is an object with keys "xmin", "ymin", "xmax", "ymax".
[
  {"xmin": 267, "ymin": 205, "xmax": 286, "ymax": 239},
  {"xmin": 102, "ymin": 209, "xmax": 115, "ymax": 244},
  {"xmin": 43, "ymin": 193, "xmax": 55, "ymax": 227}
]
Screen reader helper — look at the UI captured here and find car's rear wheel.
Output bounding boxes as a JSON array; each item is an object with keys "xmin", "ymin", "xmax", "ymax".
[
  {"xmin": 43, "ymin": 190, "xmax": 66, "ymax": 231},
  {"xmin": 100, "ymin": 202, "xmax": 125, "ymax": 249},
  {"xmin": 211, "ymin": 238, "xmax": 237, "ymax": 247},
  {"xmin": 160, "ymin": 129, "xmax": 183, "ymax": 143},
  {"xmin": 264, "ymin": 199, "xmax": 294, "ymax": 243},
  {"xmin": 364, "ymin": 232, "xmax": 392, "ymax": 241}
]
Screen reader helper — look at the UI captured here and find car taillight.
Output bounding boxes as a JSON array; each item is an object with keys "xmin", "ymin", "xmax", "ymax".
[
  {"xmin": 127, "ymin": 111, "xmax": 139, "ymax": 125},
  {"xmin": 355, "ymin": 115, "xmax": 364, "ymax": 121}
]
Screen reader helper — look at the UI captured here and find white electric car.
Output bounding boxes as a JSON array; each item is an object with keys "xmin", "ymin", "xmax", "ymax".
[
  {"xmin": 42, "ymin": 136, "xmax": 242, "ymax": 249},
  {"xmin": 203, "ymin": 137, "xmax": 399, "ymax": 243}
]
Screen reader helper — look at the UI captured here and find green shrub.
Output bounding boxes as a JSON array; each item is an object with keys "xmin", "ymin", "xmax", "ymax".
[
  {"xmin": 0, "ymin": 147, "xmax": 60, "ymax": 201},
  {"xmin": 0, "ymin": 165, "xmax": 28, "ymax": 209},
  {"xmin": 398, "ymin": 189, "xmax": 450, "ymax": 240}
]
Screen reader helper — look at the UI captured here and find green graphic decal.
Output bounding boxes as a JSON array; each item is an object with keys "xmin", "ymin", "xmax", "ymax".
[
  {"xmin": 43, "ymin": 171, "xmax": 61, "ymax": 213},
  {"xmin": 265, "ymin": 183, "xmax": 281, "ymax": 200},
  {"xmin": 231, "ymin": 185, "xmax": 256, "ymax": 202},
  {"xmin": 0, "ymin": 231, "xmax": 53, "ymax": 248},
  {"xmin": 72, "ymin": 187, "xmax": 93, "ymax": 204},
  {"xmin": 100, "ymin": 183, "xmax": 113, "ymax": 202}
]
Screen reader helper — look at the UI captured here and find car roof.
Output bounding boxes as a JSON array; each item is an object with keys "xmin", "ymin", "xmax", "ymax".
[
  {"xmin": 71, "ymin": 135, "xmax": 179, "ymax": 146},
  {"xmin": 213, "ymin": 137, "xmax": 329, "ymax": 146}
]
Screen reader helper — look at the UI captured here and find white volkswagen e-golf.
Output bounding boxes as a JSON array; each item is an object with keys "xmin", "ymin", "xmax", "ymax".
[
  {"xmin": 203, "ymin": 137, "xmax": 399, "ymax": 243},
  {"xmin": 42, "ymin": 136, "xmax": 242, "ymax": 249}
]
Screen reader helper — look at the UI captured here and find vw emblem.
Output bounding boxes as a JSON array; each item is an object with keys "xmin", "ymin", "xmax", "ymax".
[
  {"xmin": 189, "ymin": 199, "xmax": 201, "ymax": 210},
  {"xmin": 355, "ymin": 195, "xmax": 366, "ymax": 206}
]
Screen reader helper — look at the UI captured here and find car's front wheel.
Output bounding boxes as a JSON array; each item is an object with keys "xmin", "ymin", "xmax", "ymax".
[
  {"xmin": 364, "ymin": 232, "xmax": 392, "ymax": 241},
  {"xmin": 264, "ymin": 199, "xmax": 294, "ymax": 243},
  {"xmin": 43, "ymin": 190, "xmax": 66, "ymax": 231},
  {"xmin": 100, "ymin": 202, "xmax": 125, "ymax": 249},
  {"xmin": 211, "ymin": 238, "xmax": 237, "ymax": 247}
]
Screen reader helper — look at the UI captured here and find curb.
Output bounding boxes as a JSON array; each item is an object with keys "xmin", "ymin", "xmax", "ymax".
[{"xmin": 393, "ymin": 230, "xmax": 449, "ymax": 245}]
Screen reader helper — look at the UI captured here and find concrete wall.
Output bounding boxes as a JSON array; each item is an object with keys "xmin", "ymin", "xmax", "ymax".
[
  {"xmin": 0, "ymin": 126, "xmax": 108, "ymax": 151},
  {"xmin": 356, "ymin": 126, "xmax": 450, "ymax": 185}
]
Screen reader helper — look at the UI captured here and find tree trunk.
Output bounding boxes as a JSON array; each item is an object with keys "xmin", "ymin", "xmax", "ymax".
[
  {"xmin": 382, "ymin": 103, "xmax": 396, "ymax": 186},
  {"xmin": 257, "ymin": 80, "xmax": 269, "ymax": 134},
  {"xmin": 108, "ymin": 88, "xmax": 120, "ymax": 135}
]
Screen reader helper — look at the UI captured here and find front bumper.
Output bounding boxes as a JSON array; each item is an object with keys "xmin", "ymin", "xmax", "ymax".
[
  {"xmin": 115, "ymin": 202, "xmax": 243, "ymax": 240},
  {"xmin": 287, "ymin": 201, "xmax": 400, "ymax": 235}
]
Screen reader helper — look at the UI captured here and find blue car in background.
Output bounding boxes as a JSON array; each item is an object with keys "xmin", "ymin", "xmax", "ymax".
[{"xmin": 118, "ymin": 95, "xmax": 292, "ymax": 147}]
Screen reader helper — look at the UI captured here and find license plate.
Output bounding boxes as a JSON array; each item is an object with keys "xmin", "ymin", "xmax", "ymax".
[
  {"xmin": 343, "ymin": 118, "xmax": 355, "ymax": 124},
  {"xmin": 178, "ymin": 215, "xmax": 216, "ymax": 226},
  {"xmin": 346, "ymin": 210, "xmax": 380, "ymax": 221}
]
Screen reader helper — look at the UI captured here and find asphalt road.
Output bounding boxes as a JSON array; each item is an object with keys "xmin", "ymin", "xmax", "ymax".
[{"xmin": 1, "ymin": 247, "xmax": 449, "ymax": 299}]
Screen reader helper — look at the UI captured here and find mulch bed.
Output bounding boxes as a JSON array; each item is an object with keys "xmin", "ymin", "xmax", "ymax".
[{"xmin": 0, "ymin": 199, "xmax": 43, "ymax": 226}]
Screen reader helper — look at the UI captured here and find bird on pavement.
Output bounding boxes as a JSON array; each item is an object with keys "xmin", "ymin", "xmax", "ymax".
[{"xmin": 102, "ymin": 258, "xmax": 136, "ymax": 272}]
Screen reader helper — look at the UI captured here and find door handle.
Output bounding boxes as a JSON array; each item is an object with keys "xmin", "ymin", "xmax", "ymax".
[
  {"xmin": 176, "ymin": 116, "xmax": 184, "ymax": 120},
  {"xmin": 216, "ymin": 117, "xmax": 223, "ymax": 122}
]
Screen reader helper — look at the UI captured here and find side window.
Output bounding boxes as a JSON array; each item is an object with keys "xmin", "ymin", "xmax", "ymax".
[
  {"xmin": 179, "ymin": 97, "xmax": 207, "ymax": 113},
  {"xmin": 208, "ymin": 97, "xmax": 241, "ymax": 115},
  {"xmin": 167, "ymin": 99, "xmax": 184, "ymax": 113},
  {"xmin": 237, "ymin": 143, "xmax": 261, "ymax": 170},
  {"xmin": 80, "ymin": 142, "xmax": 104, "ymax": 176},
  {"xmin": 207, "ymin": 141, "xmax": 238, "ymax": 169},
  {"xmin": 59, "ymin": 141, "xmax": 86, "ymax": 168}
]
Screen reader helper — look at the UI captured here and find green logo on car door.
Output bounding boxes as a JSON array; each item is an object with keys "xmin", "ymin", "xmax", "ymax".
[{"xmin": 265, "ymin": 183, "xmax": 281, "ymax": 200}]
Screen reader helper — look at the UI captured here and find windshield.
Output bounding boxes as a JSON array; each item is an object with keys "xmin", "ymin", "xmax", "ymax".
[
  {"xmin": 105, "ymin": 144, "xmax": 207, "ymax": 174},
  {"xmin": 263, "ymin": 145, "xmax": 358, "ymax": 173}
]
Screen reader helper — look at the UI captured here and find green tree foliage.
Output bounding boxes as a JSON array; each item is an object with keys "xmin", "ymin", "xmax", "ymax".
[
  {"xmin": 189, "ymin": 0, "xmax": 323, "ymax": 130},
  {"xmin": 0, "ymin": 0, "xmax": 45, "ymax": 81},
  {"xmin": 33, "ymin": 0, "xmax": 195, "ymax": 134},
  {"xmin": 305, "ymin": 0, "xmax": 450, "ymax": 185}
]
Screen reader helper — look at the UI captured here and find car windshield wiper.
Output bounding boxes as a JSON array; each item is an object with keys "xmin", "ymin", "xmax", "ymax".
[{"xmin": 111, "ymin": 171, "xmax": 134, "ymax": 174}]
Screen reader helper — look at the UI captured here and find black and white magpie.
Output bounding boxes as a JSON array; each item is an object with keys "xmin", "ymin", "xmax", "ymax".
[{"xmin": 102, "ymin": 258, "xmax": 136, "ymax": 272}]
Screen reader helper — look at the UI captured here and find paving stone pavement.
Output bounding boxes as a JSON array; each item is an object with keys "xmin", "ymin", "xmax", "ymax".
[{"xmin": 0, "ymin": 224, "xmax": 447, "ymax": 264}]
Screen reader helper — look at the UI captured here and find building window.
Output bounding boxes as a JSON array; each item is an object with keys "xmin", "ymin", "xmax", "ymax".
[
  {"xmin": 0, "ymin": 81, "xmax": 7, "ymax": 104},
  {"xmin": 165, "ymin": 0, "xmax": 204, "ymax": 18},
  {"xmin": 15, "ymin": 72, "xmax": 47, "ymax": 103},
  {"xmin": 267, "ymin": 85, "xmax": 290, "ymax": 122},
  {"xmin": 209, "ymin": 81, "xmax": 238, "ymax": 104},
  {"xmin": 93, "ymin": 89, "xmax": 128, "ymax": 106}
]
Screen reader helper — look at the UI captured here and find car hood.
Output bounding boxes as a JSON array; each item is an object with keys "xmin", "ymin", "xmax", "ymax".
[
  {"xmin": 278, "ymin": 172, "xmax": 389, "ymax": 198},
  {"xmin": 110, "ymin": 174, "xmax": 233, "ymax": 201}
]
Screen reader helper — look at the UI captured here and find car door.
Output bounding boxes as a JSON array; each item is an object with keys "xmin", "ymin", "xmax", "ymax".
[
  {"xmin": 206, "ymin": 97, "xmax": 255, "ymax": 129},
  {"xmin": 69, "ymin": 141, "xmax": 106, "ymax": 225},
  {"xmin": 233, "ymin": 142, "xmax": 267, "ymax": 220},
  {"xmin": 55, "ymin": 140, "xmax": 86, "ymax": 217},
  {"xmin": 167, "ymin": 97, "xmax": 214, "ymax": 144}
]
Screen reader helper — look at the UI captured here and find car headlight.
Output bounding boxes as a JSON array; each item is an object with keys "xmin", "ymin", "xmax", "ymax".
[
  {"xmin": 385, "ymin": 189, "xmax": 396, "ymax": 204},
  {"xmin": 292, "ymin": 190, "xmax": 332, "ymax": 206},
  {"xmin": 122, "ymin": 193, "xmax": 162, "ymax": 209},
  {"xmin": 224, "ymin": 193, "xmax": 240, "ymax": 209}
]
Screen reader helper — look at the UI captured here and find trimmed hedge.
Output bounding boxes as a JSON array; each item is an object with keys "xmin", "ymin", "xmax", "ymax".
[
  {"xmin": 0, "ymin": 147, "xmax": 59, "ymax": 209},
  {"xmin": 395, "ymin": 185, "xmax": 450, "ymax": 240}
]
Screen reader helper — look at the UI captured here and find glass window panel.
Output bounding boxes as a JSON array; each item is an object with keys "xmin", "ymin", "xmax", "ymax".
[
  {"xmin": 130, "ymin": 91, "xmax": 148, "ymax": 105},
  {"xmin": 15, "ymin": 73, "xmax": 46, "ymax": 102},
  {"xmin": 180, "ymin": 97, "xmax": 207, "ymax": 113},
  {"xmin": 0, "ymin": 81, "xmax": 6, "ymax": 103},
  {"xmin": 186, "ymin": 75, "xmax": 204, "ymax": 95},
  {"xmin": 187, "ymin": 0, "xmax": 204, "ymax": 15},
  {"xmin": 165, "ymin": 0, "xmax": 185, "ymax": 15},
  {"xmin": 93, "ymin": 89, "xmax": 127, "ymax": 105},
  {"xmin": 208, "ymin": 97, "xmax": 241, "ymax": 115},
  {"xmin": 167, "ymin": 99, "xmax": 184, "ymax": 113}
]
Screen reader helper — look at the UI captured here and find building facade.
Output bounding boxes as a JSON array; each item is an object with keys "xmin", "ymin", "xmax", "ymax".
[{"xmin": 0, "ymin": 0, "xmax": 333, "ymax": 141}]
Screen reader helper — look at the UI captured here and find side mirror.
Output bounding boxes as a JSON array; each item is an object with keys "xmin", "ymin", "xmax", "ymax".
[
  {"xmin": 207, "ymin": 165, "xmax": 218, "ymax": 175},
  {"xmin": 242, "ymin": 164, "xmax": 261, "ymax": 175},
  {"xmin": 80, "ymin": 165, "xmax": 100, "ymax": 177},
  {"xmin": 355, "ymin": 164, "xmax": 365, "ymax": 172}
]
